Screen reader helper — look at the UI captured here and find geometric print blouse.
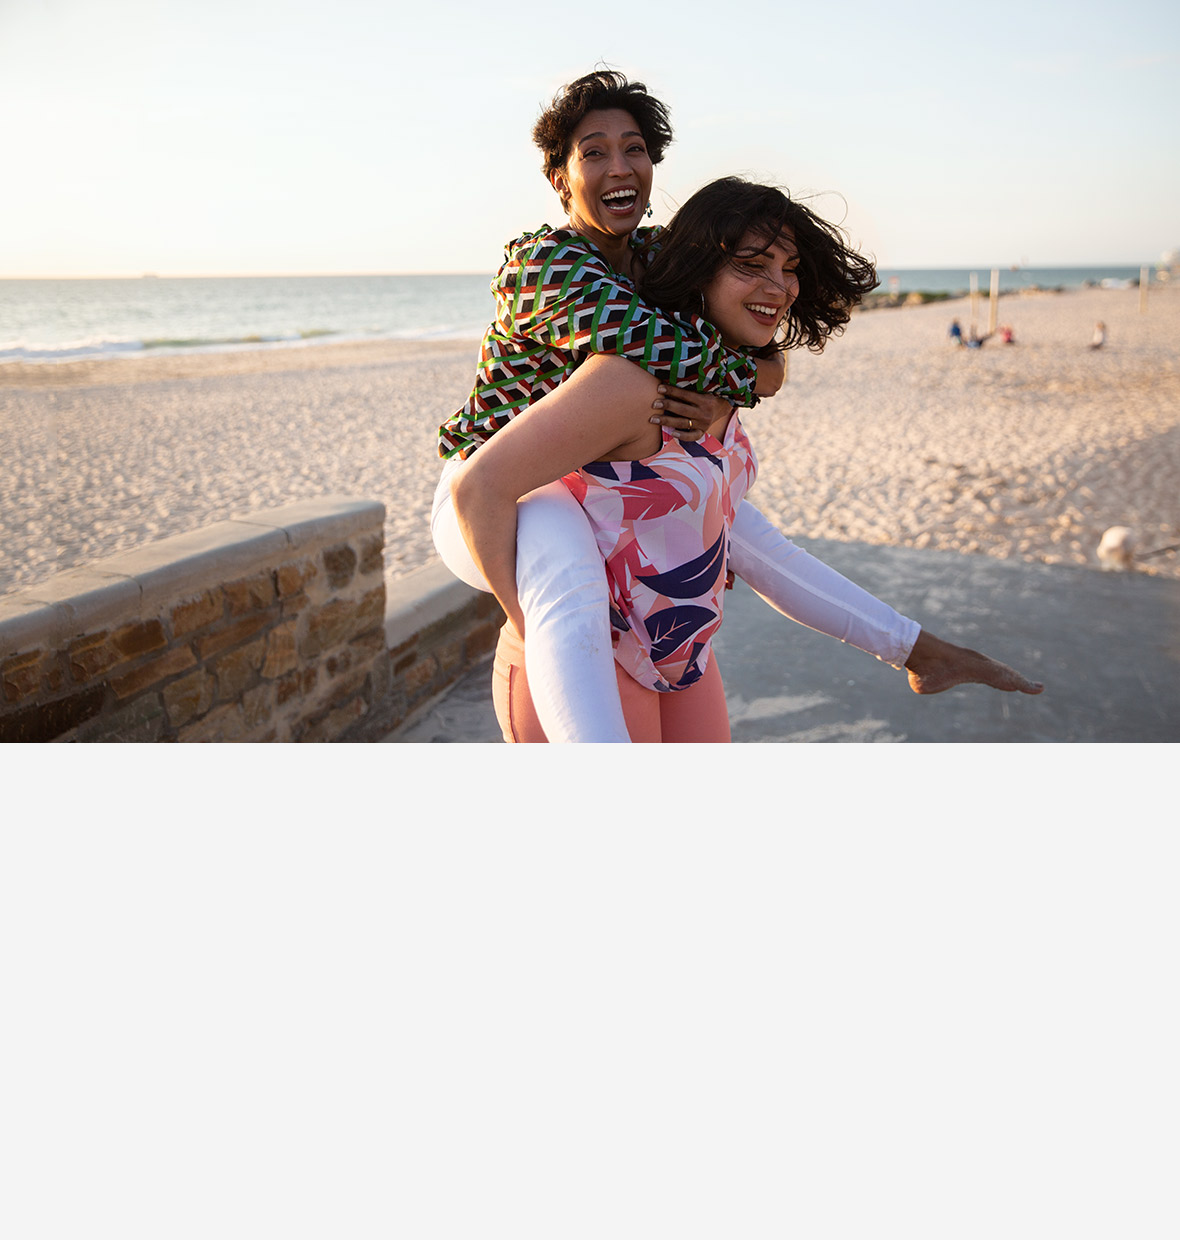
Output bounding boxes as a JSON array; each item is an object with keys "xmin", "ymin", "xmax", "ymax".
[{"xmin": 438, "ymin": 225, "xmax": 761, "ymax": 460}]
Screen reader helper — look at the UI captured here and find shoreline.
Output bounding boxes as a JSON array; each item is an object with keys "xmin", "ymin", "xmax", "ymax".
[
  {"xmin": 3, "ymin": 284, "xmax": 1178, "ymax": 602},
  {"xmin": 0, "ymin": 336, "xmax": 479, "ymax": 390},
  {"xmin": 5, "ymin": 273, "xmax": 1159, "ymax": 380}
]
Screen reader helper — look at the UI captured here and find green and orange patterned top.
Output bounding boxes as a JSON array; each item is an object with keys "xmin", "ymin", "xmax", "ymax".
[{"xmin": 437, "ymin": 225, "xmax": 761, "ymax": 460}]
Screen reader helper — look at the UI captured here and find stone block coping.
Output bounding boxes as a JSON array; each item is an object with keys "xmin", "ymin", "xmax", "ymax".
[
  {"xmin": 384, "ymin": 559, "xmax": 488, "ymax": 652},
  {"xmin": 1, "ymin": 497, "xmax": 385, "ymax": 658}
]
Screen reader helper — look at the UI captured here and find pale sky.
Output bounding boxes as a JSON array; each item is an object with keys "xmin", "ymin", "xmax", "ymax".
[{"xmin": 3, "ymin": 0, "xmax": 1177, "ymax": 276}]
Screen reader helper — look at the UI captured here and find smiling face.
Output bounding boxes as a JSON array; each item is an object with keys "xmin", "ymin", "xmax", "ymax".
[
  {"xmin": 701, "ymin": 228, "xmax": 801, "ymax": 349},
  {"xmin": 550, "ymin": 108, "xmax": 654, "ymax": 247}
]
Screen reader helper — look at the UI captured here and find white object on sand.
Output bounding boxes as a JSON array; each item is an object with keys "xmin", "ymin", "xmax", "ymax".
[{"xmin": 1097, "ymin": 526, "xmax": 1137, "ymax": 570}]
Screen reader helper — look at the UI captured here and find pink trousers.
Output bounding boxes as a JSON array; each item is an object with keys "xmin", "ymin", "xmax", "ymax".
[{"xmin": 492, "ymin": 622, "xmax": 731, "ymax": 744}]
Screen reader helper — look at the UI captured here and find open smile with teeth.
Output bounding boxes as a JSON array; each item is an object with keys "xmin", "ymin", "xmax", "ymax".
[
  {"xmin": 745, "ymin": 303, "xmax": 782, "ymax": 320},
  {"xmin": 601, "ymin": 188, "xmax": 639, "ymax": 214}
]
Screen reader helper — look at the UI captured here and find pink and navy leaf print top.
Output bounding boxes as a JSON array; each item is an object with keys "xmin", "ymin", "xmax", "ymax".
[
  {"xmin": 562, "ymin": 415, "xmax": 758, "ymax": 693},
  {"xmin": 438, "ymin": 225, "xmax": 761, "ymax": 460}
]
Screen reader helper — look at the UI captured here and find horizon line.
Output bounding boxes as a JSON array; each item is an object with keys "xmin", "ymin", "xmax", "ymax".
[
  {"xmin": 0, "ymin": 260, "xmax": 1164, "ymax": 280},
  {"xmin": 0, "ymin": 270, "xmax": 497, "ymax": 281}
]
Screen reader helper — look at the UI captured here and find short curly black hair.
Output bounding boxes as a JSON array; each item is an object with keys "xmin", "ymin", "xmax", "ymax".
[
  {"xmin": 638, "ymin": 177, "xmax": 879, "ymax": 355},
  {"xmin": 532, "ymin": 70, "xmax": 674, "ymax": 203}
]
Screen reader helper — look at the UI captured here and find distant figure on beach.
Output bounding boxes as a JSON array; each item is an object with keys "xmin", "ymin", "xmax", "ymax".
[
  {"xmin": 1090, "ymin": 321, "xmax": 1106, "ymax": 350},
  {"xmin": 999, "ymin": 324, "xmax": 1015, "ymax": 344},
  {"xmin": 966, "ymin": 327, "xmax": 993, "ymax": 349},
  {"xmin": 948, "ymin": 319, "xmax": 964, "ymax": 346},
  {"xmin": 431, "ymin": 70, "xmax": 1044, "ymax": 742}
]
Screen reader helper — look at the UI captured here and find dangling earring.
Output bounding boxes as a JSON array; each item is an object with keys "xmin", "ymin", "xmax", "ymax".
[{"xmin": 645, "ymin": 202, "xmax": 653, "ymax": 218}]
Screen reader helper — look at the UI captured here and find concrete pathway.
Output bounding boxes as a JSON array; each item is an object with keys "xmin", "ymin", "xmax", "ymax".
[{"xmin": 386, "ymin": 541, "xmax": 1180, "ymax": 744}]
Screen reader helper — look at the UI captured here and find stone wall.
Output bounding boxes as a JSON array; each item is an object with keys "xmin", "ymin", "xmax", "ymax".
[
  {"xmin": 353, "ymin": 559, "xmax": 504, "ymax": 742},
  {"xmin": 0, "ymin": 499, "xmax": 502, "ymax": 743}
]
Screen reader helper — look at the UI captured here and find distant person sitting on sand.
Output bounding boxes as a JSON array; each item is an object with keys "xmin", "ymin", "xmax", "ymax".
[
  {"xmin": 1090, "ymin": 321, "xmax": 1106, "ymax": 349},
  {"xmin": 948, "ymin": 318, "xmax": 964, "ymax": 345},
  {"xmin": 431, "ymin": 70, "xmax": 1043, "ymax": 741},
  {"xmin": 966, "ymin": 327, "xmax": 993, "ymax": 348},
  {"xmin": 999, "ymin": 324, "xmax": 1015, "ymax": 344}
]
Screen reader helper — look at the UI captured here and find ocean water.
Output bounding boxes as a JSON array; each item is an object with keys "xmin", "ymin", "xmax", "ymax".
[
  {"xmin": 0, "ymin": 273, "xmax": 497, "ymax": 364},
  {"xmin": 0, "ymin": 266, "xmax": 1149, "ymax": 365}
]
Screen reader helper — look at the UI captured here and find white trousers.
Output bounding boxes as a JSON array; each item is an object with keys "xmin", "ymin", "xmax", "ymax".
[{"xmin": 431, "ymin": 456, "xmax": 920, "ymax": 743}]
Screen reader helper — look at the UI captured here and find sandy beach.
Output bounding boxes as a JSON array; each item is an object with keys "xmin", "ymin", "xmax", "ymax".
[{"xmin": 2, "ymin": 284, "xmax": 1178, "ymax": 602}]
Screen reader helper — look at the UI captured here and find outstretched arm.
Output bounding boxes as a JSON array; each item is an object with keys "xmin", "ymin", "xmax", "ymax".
[
  {"xmin": 732, "ymin": 498, "xmax": 1044, "ymax": 695},
  {"xmin": 658, "ymin": 388, "xmax": 1043, "ymax": 695}
]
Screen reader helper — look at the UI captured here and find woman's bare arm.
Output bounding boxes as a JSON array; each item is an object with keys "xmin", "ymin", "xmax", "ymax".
[{"xmin": 450, "ymin": 354, "xmax": 662, "ymax": 635}]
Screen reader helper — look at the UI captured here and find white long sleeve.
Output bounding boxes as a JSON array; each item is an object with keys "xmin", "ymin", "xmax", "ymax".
[{"xmin": 729, "ymin": 500, "xmax": 920, "ymax": 668}]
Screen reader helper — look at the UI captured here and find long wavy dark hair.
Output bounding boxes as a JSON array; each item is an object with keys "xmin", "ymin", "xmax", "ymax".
[{"xmin": 639, "ymin": 177, "xmax": 878, "ymax": 354}]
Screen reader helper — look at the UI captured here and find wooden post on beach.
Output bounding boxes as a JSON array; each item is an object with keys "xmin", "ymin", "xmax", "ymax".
[
  {"xmin": 988, "ymin": 268, "xmax": 1000, "ymax": 334},
  {"xmin": 1140, "ymin": 267, "xmax": 1149, "ymax": 313},
  {"xmin": 969, "ymin": 272, "xmax": 979, "ymax": 336}
]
